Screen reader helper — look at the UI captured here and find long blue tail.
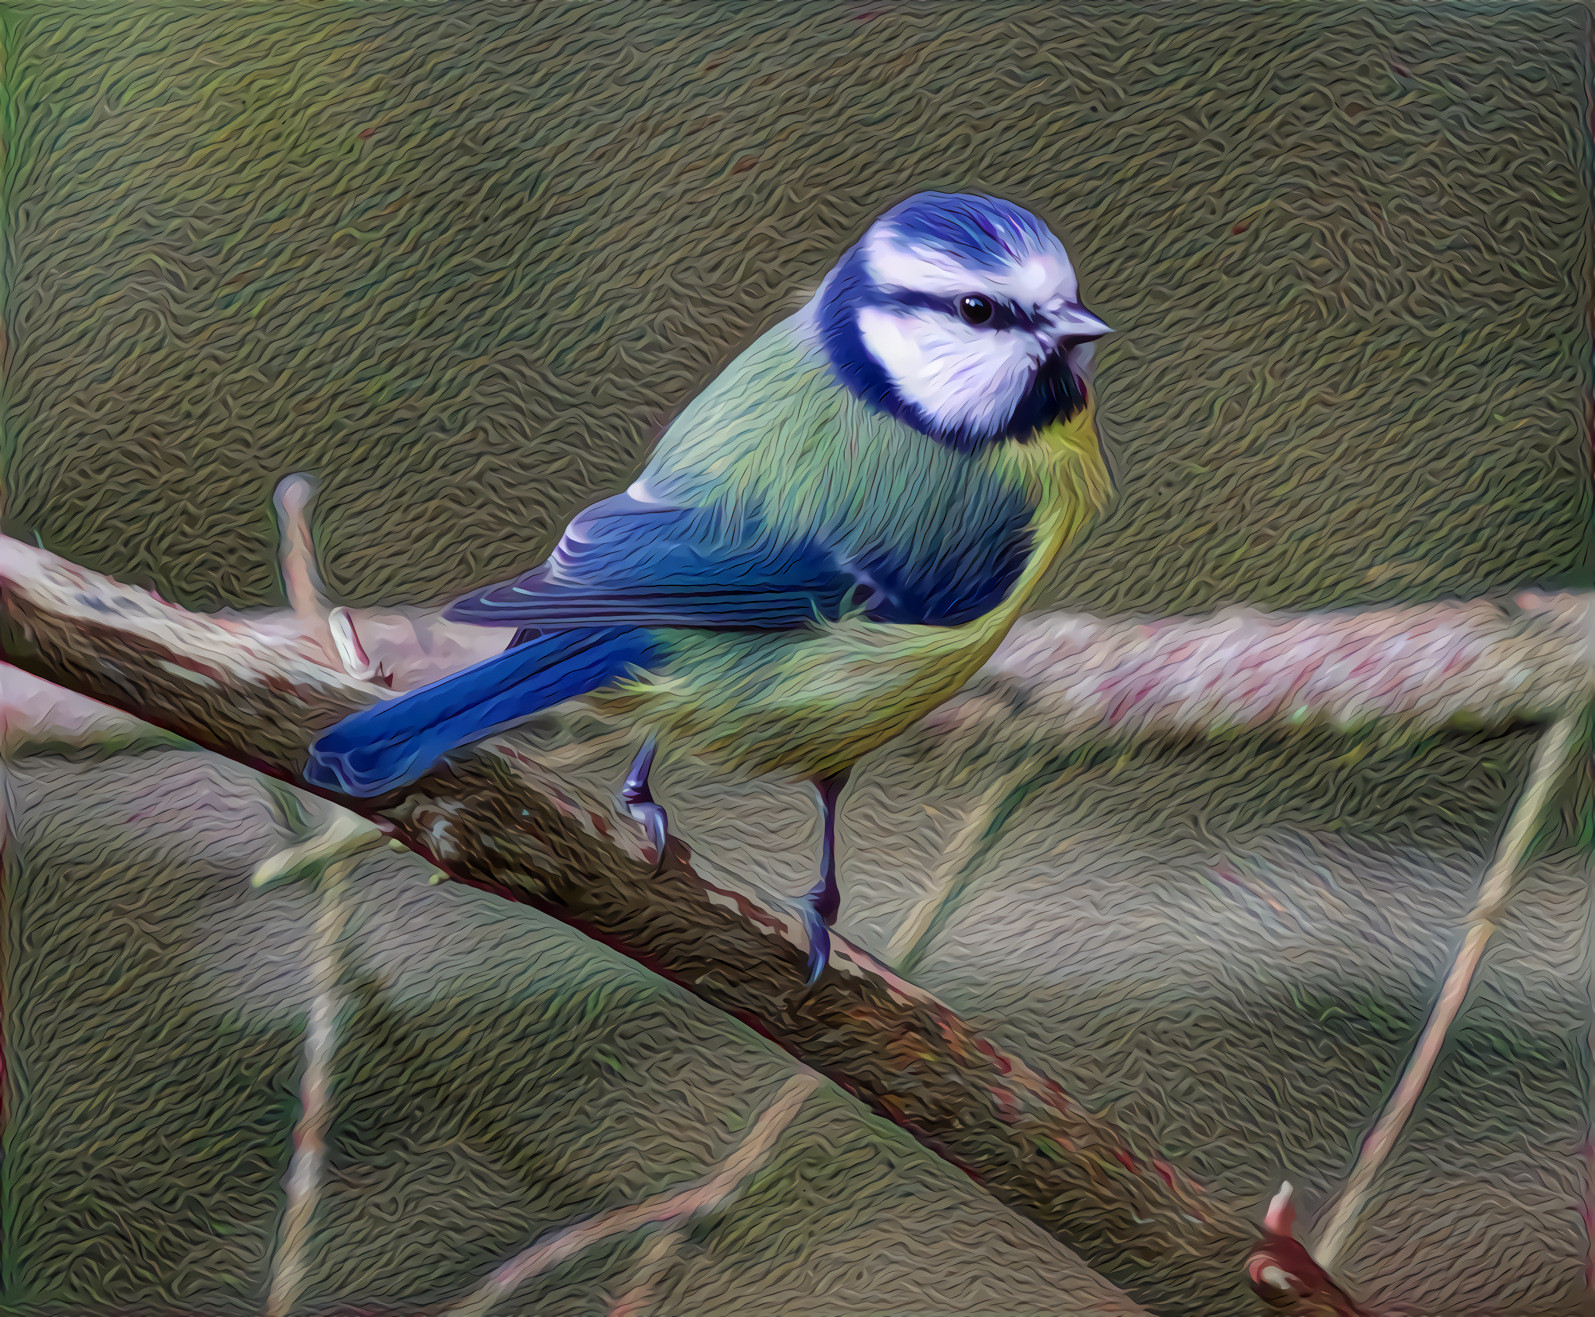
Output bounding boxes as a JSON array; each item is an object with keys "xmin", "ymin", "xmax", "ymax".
[{"xmin": 304, "ymin": 626, "xmax": 662, "ymax": 797}]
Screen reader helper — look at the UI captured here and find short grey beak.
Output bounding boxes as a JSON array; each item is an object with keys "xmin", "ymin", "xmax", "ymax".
[{"xmin": 1053, "ymin": 302, "xmax": 1112, "ymax": 340}]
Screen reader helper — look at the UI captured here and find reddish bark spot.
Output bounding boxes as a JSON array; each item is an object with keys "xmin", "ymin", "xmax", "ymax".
[
  {"xmin": 1035, "ymin": 1074, "xmax": 1072, "ymax": 1108},
  {"xmin": 358, "ymin": 128, "xmax": 375, "ymax": 140},
  {"xmin": 700, "ymin": 879, "xmax": 785, "ymax": 932},
  {"xmin": 1113, "ymin": 1148, "xmax": 1138, "ymax": 1173}
]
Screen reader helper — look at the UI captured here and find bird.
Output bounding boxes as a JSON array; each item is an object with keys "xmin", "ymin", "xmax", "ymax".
[{"xmin": 304, "ymin": 190, "xmax": 1114, "ymax": 985}]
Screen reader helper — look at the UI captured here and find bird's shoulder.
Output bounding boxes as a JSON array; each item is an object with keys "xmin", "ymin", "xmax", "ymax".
[
  {"xmin": 639, "ymin": 303, "xmax": 1034, "ymax": 526},
  {"xmin": 640, "ymin": 306, "xmax": 846, "ymax": 496}
]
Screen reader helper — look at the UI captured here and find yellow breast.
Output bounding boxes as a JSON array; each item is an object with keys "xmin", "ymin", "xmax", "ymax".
[{"xmin": 974, "ymin": 398, "xmax": 1113, "ymax": 644}]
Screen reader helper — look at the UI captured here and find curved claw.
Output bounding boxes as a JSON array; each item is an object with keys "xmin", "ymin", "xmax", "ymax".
[
  {"xmin": 621, "ymin": 736, "xmax": 673, "ymax": 875},
  {"xmin": 630, "ymin": 800, "xmax": 672, "ymax": 875},
  {"xmin": 798, "ymin": 768, "xmax": 850, "ymax": 987},
  {"xmin": 798, "ymin": 900, "xmax": 832, "ymax": 986}
]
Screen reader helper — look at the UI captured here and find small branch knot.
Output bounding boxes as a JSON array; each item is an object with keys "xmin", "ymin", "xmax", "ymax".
[{"xmin": 1246, "ymin": 1183, "xmax": 1369, "ymax": 1317}]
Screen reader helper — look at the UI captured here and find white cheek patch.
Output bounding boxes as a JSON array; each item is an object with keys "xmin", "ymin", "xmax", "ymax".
[
  {"xmin": 1004, "ymin": 255, "xmax": 1072, "ymax": 305},
  {"xmin": 863, "ymin": 230, "xmax": 1079, "ymax": 306},
  {"xmin": 857, "ymin": 305, "xmax": 1041, "ymax": 438}
]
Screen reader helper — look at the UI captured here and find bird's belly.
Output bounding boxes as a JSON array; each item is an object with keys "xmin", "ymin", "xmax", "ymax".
[{"xmin": 589, "ymin": 618, "xmax": 991, "ymax": 781}]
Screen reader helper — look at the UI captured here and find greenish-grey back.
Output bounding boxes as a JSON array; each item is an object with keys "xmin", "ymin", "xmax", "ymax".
[
  {"xmin": 2, "ymin": 0, "xmax": 1587, "ymax": 615},
  {"xmin": 642, "ymin": 310, "xmax": 1037, "ymax": 569}
]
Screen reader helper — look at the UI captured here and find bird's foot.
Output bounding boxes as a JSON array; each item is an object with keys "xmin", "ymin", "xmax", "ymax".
[
  {"xmin": 798, "ymin": 875, "xmax": 839, "ymax": 986},
  {"xmin": 798, "ymin": 899, "xmax": 833, "ymax": 987},
  {"xmin": 627, "ymin": 798, "xmax": 672, "ymax": 875}
]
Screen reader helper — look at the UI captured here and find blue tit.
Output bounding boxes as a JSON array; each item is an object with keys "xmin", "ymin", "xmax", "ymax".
[{"xmin": 306, "ymin": 191, "xmax": 1114, "ymax": 984}]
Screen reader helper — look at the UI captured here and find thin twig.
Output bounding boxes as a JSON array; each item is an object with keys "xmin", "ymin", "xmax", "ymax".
[
  {"xmin": 443, "ymin": 1073, "xmax": 821, "ymax": 1317},
  {"xmin": 273, "ymin": 475, "xmax": 337, "ymax": 669},
  {"xmin": 604, "ymin": 1224, "xmax": 688, "ymax": 1317},
  {"xmin": 262, "ymin": 817, "xmax": 379, "ymax": 1317},
  {"xmin": 1312, "ymin": 712, "xmax": 1584, "ymax": 1273},
  {"xmin": 264, "ymin": 483, "xmax": 373, "ymax": 1317},
  {"xmin": 888, "ymin": 750, "xmax": 1049, "ymax": 972}
]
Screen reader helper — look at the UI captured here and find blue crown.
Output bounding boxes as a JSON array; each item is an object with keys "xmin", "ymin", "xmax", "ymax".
[{"xmin": 874, "ymin": 192, "xmax": 1058, "ymax": 271}]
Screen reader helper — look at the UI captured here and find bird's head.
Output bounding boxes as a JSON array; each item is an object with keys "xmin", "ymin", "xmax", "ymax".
[{"xmin": 816, "ymin": 191, "xmax": 1111, "ymax": 454}]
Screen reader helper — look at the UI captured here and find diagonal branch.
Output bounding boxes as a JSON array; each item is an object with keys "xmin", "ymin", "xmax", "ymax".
[
  {"xmin": 1, "ymin": 533, "xmax": 1589, "ymax": 1317},
  {"xmin": 1310, "ymin": 711, "xmax": 1585, "ymax": 1272}
]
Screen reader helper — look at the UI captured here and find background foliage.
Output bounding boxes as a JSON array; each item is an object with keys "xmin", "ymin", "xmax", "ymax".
[{"xmin": 2, "ymin": 0, "xmax": 1588, "ymax": 613}]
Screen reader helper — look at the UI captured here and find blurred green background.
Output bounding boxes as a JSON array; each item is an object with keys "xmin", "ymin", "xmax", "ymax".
[
  {"xmin": 2, "ymin": 1, "xmax": 1593, "ymax": 1314},
  {"xmin": 2, "ymin": 0, "xmax": 1588, "ymax": 612}
]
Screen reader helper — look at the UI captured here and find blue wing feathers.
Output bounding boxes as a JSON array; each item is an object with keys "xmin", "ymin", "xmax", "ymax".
[
  {"xmin": 443, "ymin": 494, "xmax": 854, "ymax": 630},
  {"xmin": 442, "ymin": 489, "xmax": 1034, "ymax": 632},
  {"xmin": 304, "ymin": 626, "xmax": 662, "ymax": 797},
  {"xmin": 849, "ymin": 506, "xmax": 1033, "ymax": 628}
]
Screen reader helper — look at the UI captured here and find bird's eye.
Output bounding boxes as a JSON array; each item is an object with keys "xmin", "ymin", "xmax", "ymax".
[{"xmin": 957, "ymin": 294, "xmax": 994, "ymax": 326}]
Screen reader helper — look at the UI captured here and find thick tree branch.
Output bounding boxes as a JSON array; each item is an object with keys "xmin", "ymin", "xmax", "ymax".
[
  {"xmin": 935, "ymin": 589, "xmax": 1591, "ymax": 753},
  {"xmin": 2, "ymin": 535, "xmax": 1589, "ymax": 1317}
]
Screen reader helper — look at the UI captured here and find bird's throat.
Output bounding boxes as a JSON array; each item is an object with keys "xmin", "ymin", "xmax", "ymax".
[{"xmin": 976, "ymin": 399, "xmax": 1112, "ymax": 639}]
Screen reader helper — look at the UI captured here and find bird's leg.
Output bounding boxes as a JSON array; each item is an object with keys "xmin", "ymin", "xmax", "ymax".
[
  {"xmin": 799, "ymin": 766, "xmax": 852, "ymax": 986},
  {"xmin": 621, "ymin": 734, "xmax": 671, "ymax": 873}
]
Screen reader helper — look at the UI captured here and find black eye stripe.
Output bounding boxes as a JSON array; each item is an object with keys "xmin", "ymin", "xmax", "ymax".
[
  {"xmin": 883, "ymin": 288, "xmax": 1045, "ymax": 332},
  {"xmin": 977, "ymin": 301, "xmax": 1021, "ymax": 331}
]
